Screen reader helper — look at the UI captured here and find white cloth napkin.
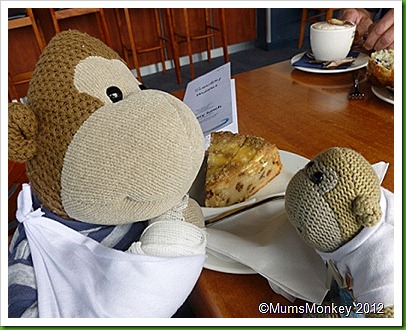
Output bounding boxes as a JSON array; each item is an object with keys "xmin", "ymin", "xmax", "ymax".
[
  {"xmin": 206, "ymin": 201, "xmax": 329, "ymax": 304},
  {"xmin": 206, "ymin": 162, "xmax": 390, "ymax": 304},
  {"xmin": 17, "ymin": 184, "xmax": 205, "ymax": 318},
  {"xmin": 373, "ymin": 161, "xmax": 389, "ymax": 185},
  {"xmin": 317, "ymin": 188, "xmax": 393, "ymax": 307}
]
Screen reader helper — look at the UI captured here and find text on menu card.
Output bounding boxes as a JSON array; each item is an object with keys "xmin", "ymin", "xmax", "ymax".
[{"xmin": 183, "ymin": 62, "xmax": 238, "ymax": 147}]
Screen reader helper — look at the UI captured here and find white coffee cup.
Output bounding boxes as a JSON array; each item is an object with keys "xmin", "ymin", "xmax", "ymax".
[{"xmin": 310, "ymin": 21, "xmax": 356, "ymax": 61}]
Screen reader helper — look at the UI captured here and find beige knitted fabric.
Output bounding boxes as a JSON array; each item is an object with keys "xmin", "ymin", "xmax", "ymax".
[
  {"xmin": 183, "ymin": 198, "xmax": 205, "ymax": 228},
  {"xmin": 24, "ymin": 30, "xmax": 122, "ymax": 217},
  {"xmin": 127, "ymin": 220, "xmax": 207, "ymax": 257},
  {"xmin": 8, "ymin": 30, "xmax": 205, "ymax": 225},
  {"xmin": 285, "ymin": 147, "xmax": 382, "ymax": 252},
  {"xmin": 61, "ymin": 89, "xmax": 205, "ymax": 224},
  {"xmin": 73, "ymin": 56, "xmax": 141, "ymax": 103},
  {"xmin": 127, "ymin": 196, "xmax": 207, "ymax": 256}
]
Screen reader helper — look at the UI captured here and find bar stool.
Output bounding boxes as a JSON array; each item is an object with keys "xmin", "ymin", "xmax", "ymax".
[
  {"xmin": 168, "ymin": 8, "xmax": 229, "ymax": 81},
  {"xmin": 298, "ymin": 8, "xmax": 339, "ymax": 48},
  {"xmin": 115, "ymin": 8, "xmax": 180, "ymax": 84},
  {"xmin": 49, "ymin": 8, "xmax": 112, "ymax": 47},
  {"xmin": 8, "ymin": 8, "xmax": 46, "ymax": 101}
]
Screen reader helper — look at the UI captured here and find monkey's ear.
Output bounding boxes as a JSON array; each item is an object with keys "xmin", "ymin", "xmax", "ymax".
[
  {"xmin": 8, "ymin": 102, "xmax": 38, "ymax": 163},
  {"xmin": 352, "ymin": 194, "xmax": 382, "ymax": 227}
]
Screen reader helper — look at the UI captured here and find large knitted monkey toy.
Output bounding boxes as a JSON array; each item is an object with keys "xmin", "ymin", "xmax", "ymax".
[
  {"xmin": 8, "ymin": 30, "xmax": 206, "ymax": 318},
  {"xmin": 285, "ymin": 147, "xmax": 393, "ymax": 318}
]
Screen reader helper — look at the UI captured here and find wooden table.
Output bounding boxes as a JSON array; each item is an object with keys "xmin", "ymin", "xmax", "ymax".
[{"xmin": 173, "ymin": 59, "xmax": 395, "ymax": 318}]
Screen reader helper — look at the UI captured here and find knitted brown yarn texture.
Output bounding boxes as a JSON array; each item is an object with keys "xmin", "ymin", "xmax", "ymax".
[
  {"xmin": 25, "ymin": 31, "xmax": 122, "ymax": 217},
  {"xmin": 20, "ymin": 29, "xmax": 205, "ymax": 224},
  {"xmin": 285, "ymin": 172, "xmax": 343, "ymax": 252},
  {"xmin": 8, "ymin": 102, "xmax": 38, "ymax": 163},
  {"xmin": 321, "ymin": 148, "xmax": 382, "ymax": 241},
  {"xmin": 285, "ymin": 147, "xmax": 381, "ymax": 252}
]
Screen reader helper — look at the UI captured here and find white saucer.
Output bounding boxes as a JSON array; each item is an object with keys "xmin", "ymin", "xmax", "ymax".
[
  {"xmin": 371, "ymin": 86, "xmax": 394, "ymax": 105},
  {"xmin": 291, "ymin": 52, "xmax": 369, "ymax": 74}
]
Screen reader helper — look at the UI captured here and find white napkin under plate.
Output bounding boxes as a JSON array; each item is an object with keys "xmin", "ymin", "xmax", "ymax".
[{"xmin": 205, "ymin": 162, "xmax": 389, "ymax": 304}]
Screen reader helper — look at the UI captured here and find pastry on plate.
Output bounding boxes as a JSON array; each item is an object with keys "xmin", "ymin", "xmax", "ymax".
[
  {"xmin": 367, "ymin": 49, "xmax": 394, "ymax": 89},
  {"xmin": 205, "ymin": 131, "xmax": 282, "ymax": 207}
]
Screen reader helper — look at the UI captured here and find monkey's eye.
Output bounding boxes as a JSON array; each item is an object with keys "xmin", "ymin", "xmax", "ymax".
[
  {"xmin": 306, "ymin": 161, "xmax": 315, "ymax": 169},
  {"xmin": 106, "ymin": 86, "xmax": 123, "ymax": 103},
  {"xmin": 310, "ymin": 171, "xmax": 324, "ymax": 184}
]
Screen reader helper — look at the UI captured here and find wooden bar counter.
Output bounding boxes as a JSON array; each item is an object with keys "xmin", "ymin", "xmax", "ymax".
[{"xmin": 173, "ymin": 59, "xmax": 395, "ymax": 318}]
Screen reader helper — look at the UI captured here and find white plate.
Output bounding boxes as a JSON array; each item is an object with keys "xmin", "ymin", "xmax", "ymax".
[
  {"xmin": 371, "ymin": 86, "xmax": 394, "ymax": 105},
  {"xmin": 203, "ymin": 150, "xmax": 310, "ymax": 274},
  {"xmin": 291, "ymin": 52, "xmax": 368, "ymax": 74},
  {"xmin": 198, "ymin": 150, "xmax": 309, "ymax": 219}
]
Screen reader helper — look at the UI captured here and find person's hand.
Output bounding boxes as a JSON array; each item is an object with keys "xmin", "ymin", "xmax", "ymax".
[
  {"xmin": 364, "ymin": 9, "xmax": 394, "ymax": 50},
  {"xmin": 340, "ymin": 8, "xmax": 373, "ymax": 40}
]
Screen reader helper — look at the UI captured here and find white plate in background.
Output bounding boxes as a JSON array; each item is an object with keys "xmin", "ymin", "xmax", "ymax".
[{"xmin": 371, "ymin": 86, "xmax": 394, "ymax": 105}]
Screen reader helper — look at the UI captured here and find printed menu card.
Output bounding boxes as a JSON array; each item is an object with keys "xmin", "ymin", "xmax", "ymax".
[{"xmin": 183, "ymin": 63, "xmax": 238, "ymax": 147}]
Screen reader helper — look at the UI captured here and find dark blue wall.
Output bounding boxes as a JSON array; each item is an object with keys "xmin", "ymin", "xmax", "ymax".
[{"xmin": 256, "ymin": 8, "xmax": 339, "ymax": 50}]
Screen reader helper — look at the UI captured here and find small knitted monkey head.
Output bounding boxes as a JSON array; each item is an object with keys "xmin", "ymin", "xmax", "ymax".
[
  {"xmin": 8, "ymin": 30, "xmax": 205, "ymax": 225},
  {"xmin": 285, "ymin": 147, "xmax": 382, "ymax": 252}
]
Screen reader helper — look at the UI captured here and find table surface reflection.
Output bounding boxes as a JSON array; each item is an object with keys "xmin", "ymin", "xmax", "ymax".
[{"xmin": 173, "ymin": 59, "xmax": 395, "ymax": 318}]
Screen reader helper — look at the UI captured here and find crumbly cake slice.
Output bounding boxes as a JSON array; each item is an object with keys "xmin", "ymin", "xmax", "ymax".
[
  {"xmin": 205, "ymin": 131, "xmax": 246, "ymax": 184},
  {"xmin": 368, "ymin": 49, "xmax": 394, "ymax": 88},
  {"xmin": 205, "ymin": 133, "xmax": 282, "ymax": 207}
]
